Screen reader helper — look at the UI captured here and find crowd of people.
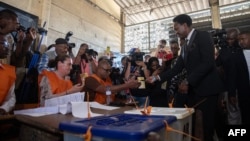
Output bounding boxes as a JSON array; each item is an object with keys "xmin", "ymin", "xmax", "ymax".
[{"xmin": 1, "ymin": 8, "xmax": 250, "ymax": 141}]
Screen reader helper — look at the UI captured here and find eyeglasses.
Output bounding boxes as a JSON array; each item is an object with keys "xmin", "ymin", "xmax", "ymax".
[{"xmin": 101, "ymin": 67, "xmax": 112, "ymax": 73}]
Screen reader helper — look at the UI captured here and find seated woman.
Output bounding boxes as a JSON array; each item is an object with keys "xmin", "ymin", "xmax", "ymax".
[{"xmin": 39, "ymin": 54, "xmax": 85, "ymax": 106}]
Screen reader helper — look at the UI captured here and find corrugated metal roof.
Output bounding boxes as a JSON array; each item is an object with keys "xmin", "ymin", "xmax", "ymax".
[{"xmin": 114, "ymin": 0, "xmax": 248, "ymax": 26}]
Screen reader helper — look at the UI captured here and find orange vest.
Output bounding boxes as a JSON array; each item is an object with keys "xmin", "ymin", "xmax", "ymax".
[
  {"xmin": 39, "ymin": 70, "xmax": 73, "ymax": 95},
  {"xmin": 0, "ymin": 64, "xmax": 16, "ymax": 105},
  {"xmin": 90, "ymin": 74, "xmax": 115, "ymax": 104}
]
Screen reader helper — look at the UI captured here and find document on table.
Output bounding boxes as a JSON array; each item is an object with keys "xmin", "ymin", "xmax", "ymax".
[
  {"xmin": 58, "ymin": 102, "xmax": 119, "ymax": 118},
  {"xmin": 71, "ymin": 102, "xmax": 102, "ymax": 118},
  {"xmin": 13, "ymin": 91, "xmax": 119, "ymax": 117},
  {"xmin": 90, "ymin": 102, "xmax": 120, "ymax": 110},
  {"xmin": 14, "ymin": 106, "xmax": 59, "ymax": 117},
  {"xmin": 44, "ymin": 92, "xmax": 85, "ymax": 107}
]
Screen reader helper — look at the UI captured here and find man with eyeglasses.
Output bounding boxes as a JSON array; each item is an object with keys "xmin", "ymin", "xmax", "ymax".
[{"xmin": 84, "ymin": 59, "xmax": 141, "ymax": 105}]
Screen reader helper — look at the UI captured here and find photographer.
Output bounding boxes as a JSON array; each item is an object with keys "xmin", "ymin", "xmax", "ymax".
[
  {"xmin": 65, "ymin": 31, "xmax": 76, "ymax": 59},
  {"xmin": 214, "ymin": 28, "xmax": 242, "ymax": 140},
  {"xmin": 70, "ymin": 43, "xmax": 97, "ymax": 84},
  {"xmin": 10, "ymin": 27, "xmax": 38, "ymax": 103},
  {"xmin": 11, "ymin": 27, "xmax": 37, "ymax": 67},
  {"xmin": 37, "ymin": 38, "xmax": 69, "ymax": 73},
  {"xmin": 124, "ymin": 48, "xmax": 150, "ymax": 107},
  {"xmin": 0, "ymin": 9, "xmax": 20, "ymax": 64}
]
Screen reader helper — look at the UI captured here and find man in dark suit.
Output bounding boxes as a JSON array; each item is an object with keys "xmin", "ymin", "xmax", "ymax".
[
  {"xmin": 147, "ymin": 14, "xmax": 224, "ymax": 141},
  {"xmin": 228, "ymin": 30, "xmax": 250, "ymax": 125}
]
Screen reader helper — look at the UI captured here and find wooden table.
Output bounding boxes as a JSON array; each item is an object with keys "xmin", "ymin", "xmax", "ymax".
[{"xmin": 15, "ymin": 106, "xmax": 134, "ymax": 141}]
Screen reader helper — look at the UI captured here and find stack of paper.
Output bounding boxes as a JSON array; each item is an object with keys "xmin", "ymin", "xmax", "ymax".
[{"xmin": 14, "ymin": 92, "xmax": 120, "ymax": 118}]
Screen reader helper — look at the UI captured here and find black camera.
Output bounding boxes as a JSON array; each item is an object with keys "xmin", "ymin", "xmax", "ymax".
[
  {"xmin": 37, "ymin": 27, "xmax": 47, "ymax": 35},
  {"xmin": 129, "ymin": 52, "xmax": 145, "ymax": 66},
  {"xmin": 81, "ymin": 49, "xmax": 98, "ymax": 62},
  {"xmin": 131, "ymin": 52, "xmax": 145, "ymax": 61},
  {"xmin": 68, "ymin": 43, "xmax": 76, "ymax": 48},
  {"xmin": 86, "ymin": 49, "xmax": 98, "ymax": 57},
  {"xmin": 209, "ymin": 29, "xmax": 228, "ymax": 49},
  {"xmin": 65, "ymin": 31, "xmax": 75, "ymax": 48},
  {"xmin": 17, "ymin": 25, "xmax": 26, "ymax": 32}
]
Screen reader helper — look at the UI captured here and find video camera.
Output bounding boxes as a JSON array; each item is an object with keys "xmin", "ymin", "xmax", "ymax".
[
  {"xmin": 80, "ymin": 48, "xmax": 98, "ymax": 63},
  {"xmin": 17, "ymin": 25, "xmax": 26, "ymax": 32},
  {"xmin": 129, "ymin": 52, "xmax": 145, "ymax": 66},
  {"xmin": 131, "ymin": 52, "xmax": 145, "ymax": 62},
  {"xmin": 65, "ymin": 31, "xmax": 76, "ymax": 48},
  {"xmin": 86, "ymin": 49, "xmax": 98, "ymax": 57},
  {"xmin": 209, "ymin": 29, "xmax": 228, "ymax": 49}
]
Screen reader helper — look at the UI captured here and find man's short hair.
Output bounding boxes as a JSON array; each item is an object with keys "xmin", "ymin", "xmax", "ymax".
[
  {"xmin": 159, "ymin": 39, "xmax": 166, "ymax": 45},
  {"xmin": 0, "ymin": 9, "xmax": 18, "ymax": 20},
  {"xmin": 173, "ymin": 14, "xmax": 192, "ymax": 27},
  {"xmin": 98, "ymin": 59, "xmax": 110, "ymax": 67},
  {"xmin": 239, "ymin": 30, "xmax": 250, "ymax": 36},
  {"xmin": 170, "ymin": 39, "xmax": 178, "ymax": 45}
]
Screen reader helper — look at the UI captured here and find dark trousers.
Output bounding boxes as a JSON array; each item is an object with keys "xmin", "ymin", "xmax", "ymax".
[
  {"xmin": 238, "ymin": 98, "xmax": 250, "ymax": 125},
  {"xmin": 187, "ymin": 92, "xmax": 218, "ymax": 141}
]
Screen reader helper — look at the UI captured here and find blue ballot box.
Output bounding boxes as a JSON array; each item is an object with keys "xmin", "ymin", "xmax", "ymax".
[
  {"xmin": 125, "ymin": 107, "xmax": 195, "ymax": 141},
  {"xmin": 59, "ymin": 114, "xmax": 177, "ymax": 141}
]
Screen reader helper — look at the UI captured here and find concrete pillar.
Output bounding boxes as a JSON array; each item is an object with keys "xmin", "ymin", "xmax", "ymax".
[
  {"xmin": 120, "ymin": 11, "xmax": 125, "ymax": 53},
  {"xmin": 209, "ymin": 0, "xmax": 222, "ymax": 29}
]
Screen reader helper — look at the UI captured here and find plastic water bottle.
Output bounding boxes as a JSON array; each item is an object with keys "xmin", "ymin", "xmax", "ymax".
[{"xmin": 106, "ymin": 86, "xmax": 111, "ymax": 105}]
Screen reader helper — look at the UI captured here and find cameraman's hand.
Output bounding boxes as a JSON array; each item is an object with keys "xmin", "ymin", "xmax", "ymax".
[
  {"xmin": 86, "ymin": 53, "xmax": 93, "ymax": 61},
  {"xmin": 17, "ymin": 30, "xmax": 26, "ymax": 42},
  {"xmin": 28, "ymin": 27, "xmax": 37, "ymax": 40},
  {"xmin": 126, "ymin": 61, "xmax": 131, "ymax": 67}
]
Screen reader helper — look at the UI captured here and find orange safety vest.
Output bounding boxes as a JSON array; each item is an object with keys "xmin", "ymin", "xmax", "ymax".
[
  {"xmin": 0, "ymin": 64, "xmax": 16, "ymax": 105},
  {"xmin": 90, "ymin": 74, "xmax": 115, "ymax": 104},
  {"xmin": 39, "ymin": 70, "xmax": 73, "ymax": 94}
]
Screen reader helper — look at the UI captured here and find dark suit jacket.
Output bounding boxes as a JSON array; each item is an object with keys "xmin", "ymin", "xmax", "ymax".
[
  {"xmin": 228, "ymin": 50, "xmax": 250, "ymax": 99},
  {"xmin": 159, "ymin": 30, "xmax": 224, "ymax": 96}
]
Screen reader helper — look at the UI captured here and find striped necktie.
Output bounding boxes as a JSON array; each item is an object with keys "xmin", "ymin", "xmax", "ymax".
[{"xmin": 181, "ymin": 39, "xmax": 188, "ymax": 59}]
